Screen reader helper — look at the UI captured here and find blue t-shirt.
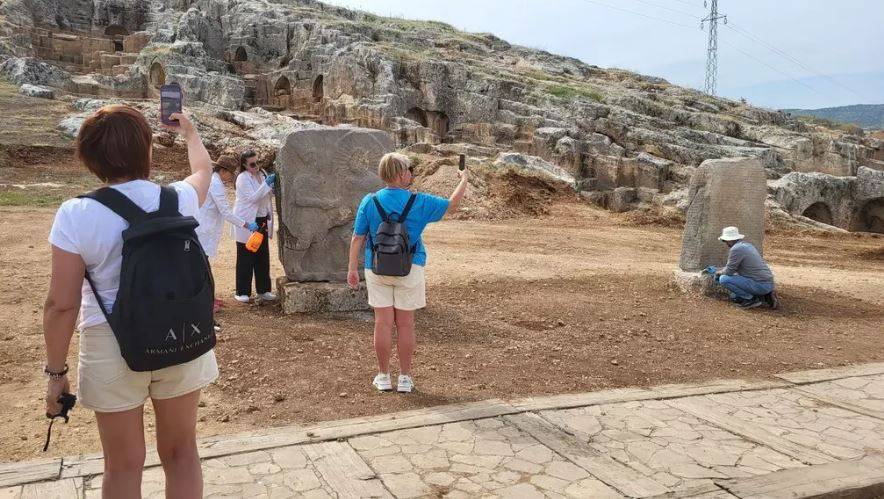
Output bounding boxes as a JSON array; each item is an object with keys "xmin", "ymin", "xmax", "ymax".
[{"xmin": 354, "ymin": 188, "xmax": 449, "ymax": 269}]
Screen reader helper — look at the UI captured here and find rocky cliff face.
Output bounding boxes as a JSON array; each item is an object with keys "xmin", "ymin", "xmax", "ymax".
[{"xmin": 0, "ymin": 0, "xmax": 881, "ymax": 230}]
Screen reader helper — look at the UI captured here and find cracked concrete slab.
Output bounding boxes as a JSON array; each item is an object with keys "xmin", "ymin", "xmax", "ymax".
[
  {"xmin": 539, "ymin": 399, "xmax": 805, "ymax": 492},
  {"xmin": 672, "ymin": 388, "xmax": 884, "ymax": 462},
  {"xmin": 4, "ymin": 364, "xmax": 884, "ymax": 498},
  {"xmin": 351, "ymin": 417, "xmax": 623, "ymax": 498}
]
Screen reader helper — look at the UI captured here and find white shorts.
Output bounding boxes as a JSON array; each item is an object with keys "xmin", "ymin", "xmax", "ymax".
[
  {"xmin": 365, "ymin": 265, "xmax": 427, "ymax": 311},
  {"xmin": 77, "ymin": 323, "xmax": 219, "ymax": 413}
]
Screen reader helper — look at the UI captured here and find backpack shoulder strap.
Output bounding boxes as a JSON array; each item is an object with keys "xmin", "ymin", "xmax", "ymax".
[
  {"xmin": 398, "ymin": 193, "xmax": 418, "ymax": 223},
  {"xmin": 157, "ymin": 186, "xmax": 181, "ymax": 216},
  {"xmin": 372, "ymin": 195, "xmax": 390, "ymax": 223},
  {"xmin": 77, "ymin": 187, "xmax": 146, "ymax": 225}
]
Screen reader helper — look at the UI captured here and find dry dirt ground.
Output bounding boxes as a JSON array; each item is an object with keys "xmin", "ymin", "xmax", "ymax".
[{"xmin": 0, "ymin": 93, "xmax": 882, "ymax": 464}]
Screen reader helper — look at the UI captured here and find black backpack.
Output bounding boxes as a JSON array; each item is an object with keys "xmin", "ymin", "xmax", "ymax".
[
  {"xmin": 369, "ymin": 193, "xmax": 417, "ymax": 277},
  {"xmin": 79, "ymin": 186, "xmax": 216, "ymax": 372}
]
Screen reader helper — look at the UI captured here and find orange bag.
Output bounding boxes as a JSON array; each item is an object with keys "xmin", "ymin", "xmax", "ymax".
[{"xmin": 245, "ymin": 230, "xmax": 264, "ymax": 252}]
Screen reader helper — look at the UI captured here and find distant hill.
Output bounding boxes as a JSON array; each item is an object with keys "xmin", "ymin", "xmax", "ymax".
[{"xmin": 783, "ymin": 104, "xmax": 884, "ymax": 130}]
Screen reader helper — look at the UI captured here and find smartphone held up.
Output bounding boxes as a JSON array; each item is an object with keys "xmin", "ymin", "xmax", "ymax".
[
  {"xmin": 160, "ymin": 82, "xmax": 182, "ymax": 126},
  {"xmin": 458, "ymin": 154, "xmax": 466, "ymax": 171}
]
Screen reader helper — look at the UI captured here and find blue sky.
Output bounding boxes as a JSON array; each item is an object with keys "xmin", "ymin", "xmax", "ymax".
[{"xmin": 322, "ymin": 0, "xmax": 884, "ymax": 110}]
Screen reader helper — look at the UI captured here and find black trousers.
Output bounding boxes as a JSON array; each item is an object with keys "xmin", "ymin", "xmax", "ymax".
[{"xmin": 236, "ymin": 216, "xmax": 271, "ymax": 296}]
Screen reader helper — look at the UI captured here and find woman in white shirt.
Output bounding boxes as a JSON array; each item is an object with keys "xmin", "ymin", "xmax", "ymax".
[
  {"xmin": 231, "ymin": 150, "xmax": 277, "ymax": 303},
  {"xmin": 44, "ymin": 105, "xmax": 216, "ymax": 498},
  {"xmin": 194, "ymin": 156, "xmax": 256, "ymax": 313}
]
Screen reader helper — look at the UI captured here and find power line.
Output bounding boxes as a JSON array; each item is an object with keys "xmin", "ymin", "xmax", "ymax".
[
  {"xmin": 575, "ymin": 0, "xmax": 696, "ymax": 29},
  {"xmin": 574, "ymin": 0, "xmax": 836, "ymax": 100},
  {"xmin": 627, "ymin": 0, "xmax": 701, "ymax": 20},
  {"xmin": 670, "ymin": 0, "xmax": 700, "ymax": 7},
  {"xmin": 719, "ymin": 38, "xmax": 825, "ymax": 97},
  {"xmin": 723, "ymin": 22, "xmax": 868, "ymax": 102}
]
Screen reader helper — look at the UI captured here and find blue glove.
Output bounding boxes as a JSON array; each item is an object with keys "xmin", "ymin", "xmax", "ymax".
[
  {"xmin": 704, "ymin": 265, "xmax": 717, "ymax": 275},
  {"xmin": 247, "ymin": 222, "xmax": 259, "ymax": 232},
  {"xmin": 265, "ymin": 173, "xmax": 277, "ymax": 186}
]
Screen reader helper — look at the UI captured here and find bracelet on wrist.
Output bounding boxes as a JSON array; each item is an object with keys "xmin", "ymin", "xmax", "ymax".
[{"xmin": 44, "ymin": 364, "xmax": 68, "ymax": 379}]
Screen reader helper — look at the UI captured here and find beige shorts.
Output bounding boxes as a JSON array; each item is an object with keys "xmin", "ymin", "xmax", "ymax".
[
  {"xmin": 365, "ymin": 264, "xmax": 427, "ymax": 310},
  {"xmin": 77, "ymin": 323, "xmax": 219, "ymax": 413}
]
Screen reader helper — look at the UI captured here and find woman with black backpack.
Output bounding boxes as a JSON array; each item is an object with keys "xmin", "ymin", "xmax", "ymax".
[
  {"xmin": 347, "ymin": 153, "xmax": 468, "ymax": 394},
  {"xmin": 43, "ymin": 105, "xmax": 216, "ymax": 498}
]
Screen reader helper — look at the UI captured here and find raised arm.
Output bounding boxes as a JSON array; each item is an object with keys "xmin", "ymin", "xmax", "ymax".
[
  {"xmin": 446, "ymin": 169, "xmax": 469, "ymax": 215},
  {"xmin": 236, "ymin": 171, "xmax": 272, "ymax": 204},
  {"xmin": 166, "ymin": 112, "xmax": 211, "ymax": 207}
]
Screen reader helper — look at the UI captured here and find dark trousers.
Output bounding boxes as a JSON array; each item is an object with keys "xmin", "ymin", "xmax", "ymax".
[{"xmin": 236, "ymin": 216, "xmax": 271, "ymax": 296}]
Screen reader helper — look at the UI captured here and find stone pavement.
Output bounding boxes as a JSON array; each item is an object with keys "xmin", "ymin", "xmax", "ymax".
[{"xmin": 3, "ymin": 363, "xmax": 884, "ymax": 498}]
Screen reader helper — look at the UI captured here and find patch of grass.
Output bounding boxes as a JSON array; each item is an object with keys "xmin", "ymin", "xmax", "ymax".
[
  {"xmin": 520, "ymin": 69, "xmax": 557, "ymax": 83},
  {"xmin": 376, "ymin": 43, "xmax": 436, "ymax": 64},
  {"xmin": 0, "ymin": 189, "xmax": 66, "ymax": 207},
  {"xmin": 545, "ymin": 84, "xmax": 603, "ymax": 103}
]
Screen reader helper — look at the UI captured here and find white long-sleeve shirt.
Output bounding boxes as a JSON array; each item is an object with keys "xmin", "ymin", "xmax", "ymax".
[
  {"xmin": 195, "ymin": 172, "xmax": 245, "ymax": 258},
  {"xmin": 232, "ymin": 170, "xmax": 274, "ymax": 244}
]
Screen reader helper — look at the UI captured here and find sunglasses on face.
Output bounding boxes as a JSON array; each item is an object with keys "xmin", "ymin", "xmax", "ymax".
[{"xmin": 247, "ymin": 161, "xmax": 258, "ymax": 168}]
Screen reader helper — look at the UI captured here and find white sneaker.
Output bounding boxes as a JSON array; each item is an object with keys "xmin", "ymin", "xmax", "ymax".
[
  {"xmin": 234, "ymin": 294, "xmax": 250, "ymax": 303},
  {"xmin": 372, "ymin": 373, "xmax": 392, "ymax": 392},
  {"xmin": 258, "ymin": 292, "xmax": 277, "ymax": 301},
  {"xmin": 397, "ymin": 374, "xmax": 415, "ymax": 393}
]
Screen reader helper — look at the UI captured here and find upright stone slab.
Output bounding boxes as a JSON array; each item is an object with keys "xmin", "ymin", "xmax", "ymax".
[
  {"xmin": 276, "ymin": 127, "xmax": 392, "ymax": 281},
  {"xmin": 679, "ymin": 157, "xmax": 766, "ymax": 272}
]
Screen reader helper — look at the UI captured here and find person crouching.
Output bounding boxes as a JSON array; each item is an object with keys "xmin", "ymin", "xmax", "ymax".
[{"xmin": 714, "ymin": 226, "xmax": 779, "ymax": 309}]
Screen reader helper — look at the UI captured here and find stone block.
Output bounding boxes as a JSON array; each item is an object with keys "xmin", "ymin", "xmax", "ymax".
[
  {"xmin": 579, "ymin": 190, "xmax": 606, "ymax": 207},
  {"xmin": 123, "ymin": 32, "xmax": 152, "ymax": 54},
  {"xmin": 278, "ymin": 278, "xmax": 369, "ymax": 314},
  {"xmin": 678, "ymin": 157, "xmax": 766, "ymax": 271},
  {"xmin": 593, "ymin": 156, "xmax": 620, "ymax": 190},
  {"xmin": 576, "ymin": 177, "xmax": 598, "ymax": 192},
  {"xmin": 100, "ymin": 53, "xmax": 121, "ymax": 69},
  {"xmin": 276, "ymin": 127, "xmax": 392, "ymax": 282},
  {"xmin": 19, "ymin": 84, "xmax": 54, "ymax": 99},
  {"xmin": 672, "ymin": 269, "xmax": 729, "ymax": 299},
  {"xmin": 609, "ymin": 187, "xmax": 636, "ymax": 212},
  {"xmin": 636, "ymin": 187, "xmax": 658, "ymax": 203},
  {"xmin": 635, "ymin": 152, "xmax": 671, "ymax": 190}
]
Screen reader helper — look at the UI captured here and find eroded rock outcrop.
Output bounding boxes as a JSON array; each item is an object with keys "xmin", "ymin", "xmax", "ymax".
[{"xmin": 0, "ymin": 0, "xmax": 880, "ymax": 229}]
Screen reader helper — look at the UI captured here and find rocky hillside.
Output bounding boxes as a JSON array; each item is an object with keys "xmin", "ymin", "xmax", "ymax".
[{"xmin": 0, "ymin": 0, "xmax": 882, "ymax": 230}]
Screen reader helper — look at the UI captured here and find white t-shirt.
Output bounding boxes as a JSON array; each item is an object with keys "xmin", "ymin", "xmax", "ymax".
[{"xmin": 49, "ymin": 180, "xmax": 200, "ymax": 330}]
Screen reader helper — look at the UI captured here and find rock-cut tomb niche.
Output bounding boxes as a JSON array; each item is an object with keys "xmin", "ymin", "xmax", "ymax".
[{"xmin": 801, "ymin": 202, "xmax": 834, "ymax": 226}]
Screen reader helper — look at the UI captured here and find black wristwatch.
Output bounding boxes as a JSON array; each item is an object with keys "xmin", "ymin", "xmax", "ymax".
[{"xmin": 44, "ymin": 364, "xmax": 69, "ymax": 379}]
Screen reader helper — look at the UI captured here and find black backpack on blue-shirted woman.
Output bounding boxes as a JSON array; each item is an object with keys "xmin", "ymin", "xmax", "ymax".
[
  {"xmin": 78, "ymin": 186, "xmax": 216, "ymax": 372},
  {"xmin": 369, "ymin": 193, "xmax": 417, "ymax": 277}
]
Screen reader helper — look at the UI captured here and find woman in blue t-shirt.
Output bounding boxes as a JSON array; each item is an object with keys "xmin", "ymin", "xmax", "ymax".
[{"xmin": 348, "ymin": 153, "xmax": 468, "ymax": 393}]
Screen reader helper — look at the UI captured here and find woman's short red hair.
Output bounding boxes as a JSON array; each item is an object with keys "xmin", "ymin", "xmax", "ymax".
[{"xmin": 76, "ymin": 105, "xmax": 152, "ymax": 182}]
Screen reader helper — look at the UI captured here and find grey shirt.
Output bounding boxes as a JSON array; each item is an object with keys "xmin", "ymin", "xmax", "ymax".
[{"xmin": 723, "ymin": 241, "xmax": 774, "ymax": 283}]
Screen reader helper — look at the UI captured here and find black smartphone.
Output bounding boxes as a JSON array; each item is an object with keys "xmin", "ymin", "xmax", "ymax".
[
  {"xmin": 458, "ymin": 154, "xmax": 466, "ymax": 171},
  {"xmin": 160, "ymin": 83, "xmax": 182, "ymax": 126}
]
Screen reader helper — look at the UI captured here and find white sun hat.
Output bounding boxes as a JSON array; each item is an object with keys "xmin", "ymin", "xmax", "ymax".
[{"xmin": 718, "ymin": 226, "xmax": 745, "ymax": 241}]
